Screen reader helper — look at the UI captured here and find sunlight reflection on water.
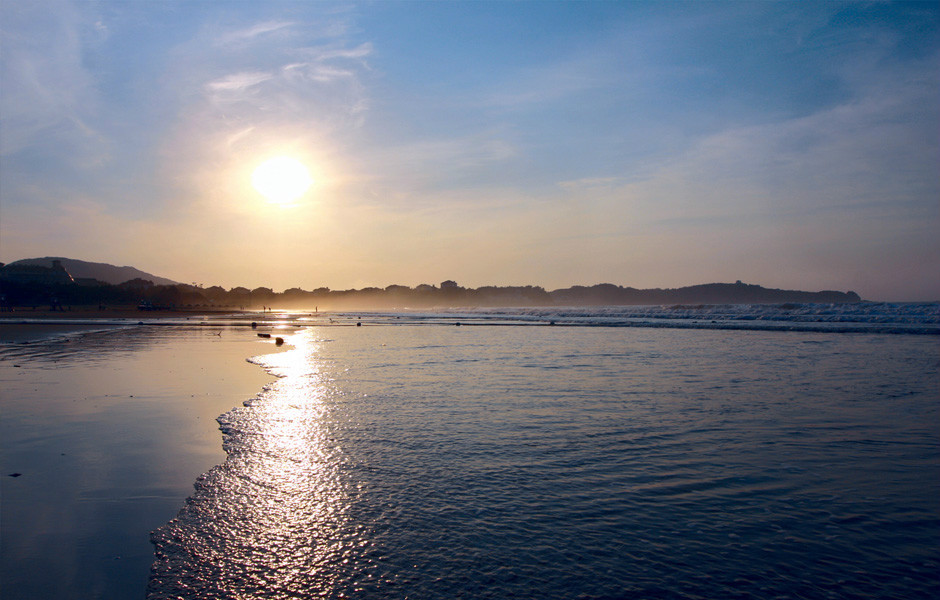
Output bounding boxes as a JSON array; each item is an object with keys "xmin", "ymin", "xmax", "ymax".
[
  {"xmin": 148, "ymin": 330, "xmax": 357, "ymax": 598},
  {"xmin": 148, "ymin": 323, "xmax": 939, "ymax": 600}
]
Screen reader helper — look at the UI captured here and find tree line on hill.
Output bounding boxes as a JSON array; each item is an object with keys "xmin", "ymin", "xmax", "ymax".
[{"xmin": 0, "ymin": 275, "xmax": 861, "ymax": 311}]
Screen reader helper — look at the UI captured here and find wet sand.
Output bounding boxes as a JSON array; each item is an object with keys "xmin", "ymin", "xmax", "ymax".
[
  {"xmin": 1, "ymin": 307, "xmax": 242, "ymax": 319},
  {"xmin": 0, "ymin": 307, "xmax": 246, "ymax": 343},
  {"xmin": 0, "ymin": 323, "xmax": 287, "ymax": 600},
  {"xmin": 0, "ymin": 322, "xmax": 128, "ymax": 343}
]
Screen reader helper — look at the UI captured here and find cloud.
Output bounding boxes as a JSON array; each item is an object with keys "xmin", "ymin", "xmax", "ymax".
[
  {"xmin": 523, "ymin": 41, "xmax": 939, "ymax": 297},
  {"xmin": 298, "ymin": 42, "xmax": 373, "ymax": 62},
  {"xmin": 486, "ymin": 57, "xmax": 606, "ymax": 108},
  {"xmin": 1, "ymin": 2, "xmax": 936, "ymax": 300},
  {"xmin": 205, "ymin": 71, "xmax": 274, "ymax": 92},
  {"xmin": 0, "ymin": 0, "xmax": 105, "ymax": 158},
  {"xmin": 141, "ymin": 12, "xmax": 376, "ymax": 217},
  {"xmin": 563, "ymin": 43, "xmax": 939, "ymax": 227},
  {"xmin": 215, "ymin": 20, "xmax": 294, "ymax": 46},
  {"xmin": 283, "ymin": 62, "xmax": 355, "ymax": 84},
  {"xmin": 344, "ymin": 131, "xmax": 519, "ymax": 208}
]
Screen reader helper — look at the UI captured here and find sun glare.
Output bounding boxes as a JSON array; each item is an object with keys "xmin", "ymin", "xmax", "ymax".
[{"xmin": 252, "ymin": 156, "xmax": 313, "ymax": 205}]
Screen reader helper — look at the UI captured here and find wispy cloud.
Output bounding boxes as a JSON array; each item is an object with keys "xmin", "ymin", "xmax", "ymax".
[
  {"xmin": 215, "ymin": 20, "xmax": 294, "ymax": 46},
  {"xmin": 622, "ymin": 54, "xmax": 939, "ymax": 225},
  {"xmin": 0, "ymin": 0, "xmax": 104, "ymax": 158},
  {"xmin": 138, "ymin": 11, "xmax": 377, "ymax": 220},
  {"xmin": 486, "ymin": 57, "xmax": 609, "ymax": 108},
  {"xmin": 347, "ymin": 131, "xmax": 519, "ymax": 207},
  {"xmin": 205, "ymin": 71, "xmax": 274, "ymax": 92},
  {"xmin": 298, "ymin": 42, "xmax": 373, "ymax": 62},
  {"xmin": 1, "ymin": 2, "xmax": 936, "ymax": 299}
]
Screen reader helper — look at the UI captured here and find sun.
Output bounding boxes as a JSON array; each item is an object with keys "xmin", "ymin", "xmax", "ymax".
[{"xmin": 251, "ymin": 156, "xmax": 313, "ymax": 205}]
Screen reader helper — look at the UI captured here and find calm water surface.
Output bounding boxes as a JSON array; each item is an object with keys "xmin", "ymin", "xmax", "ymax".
[{"xmin": 148, "ymin": 324, "xmax": 939, "ymax": 599}]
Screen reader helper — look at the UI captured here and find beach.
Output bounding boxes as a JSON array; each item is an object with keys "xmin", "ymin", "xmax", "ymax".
[
  {"xmin": 3, "ymin": 1, "xmax": 937, "ymax": 596},
  {"xmin": 0, "ymin": 320, "xmax": 281, "ymax": 599},
  {"xmin": 2, "ymin": 307, "xmax": 939, "ymax": 599},
  {"xmin": 0, "ymin": 307, "xmax": 247, "ymax": 343}
]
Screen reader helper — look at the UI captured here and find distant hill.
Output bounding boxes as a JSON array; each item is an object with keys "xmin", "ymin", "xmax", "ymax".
[
  {"xmin": 0, "ymin": 258, "xmax": 862, "ymax": 308},
  {"xmin": 8, "ymin": 257, "xmax": 178, "ymax": 286},
  {"xmin": 549, "ymin": 281, "xmax": 861, "ymax": 305}
]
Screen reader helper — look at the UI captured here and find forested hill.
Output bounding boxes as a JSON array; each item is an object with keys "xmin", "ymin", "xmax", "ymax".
[
  {"xmin": 7, "ymin": 257, "xmax": 178, "ymax": 286},
  {"xmin": 0, "ymin": 257, "xmax": 861, "ymax": 308},
  {"xmin": 550, "ymin": 282, "xmax": 861, "ymax": 305}
]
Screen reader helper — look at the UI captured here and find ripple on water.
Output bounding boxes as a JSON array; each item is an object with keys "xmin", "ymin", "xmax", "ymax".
[{"xmin": 149, "ymin": 326, "xmax": 940, "ymax": 599}]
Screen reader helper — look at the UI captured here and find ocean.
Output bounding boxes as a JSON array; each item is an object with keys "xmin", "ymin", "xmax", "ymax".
[{"xmin": 3, "ymin": 303, "xmax": 939, "ymax": 599}]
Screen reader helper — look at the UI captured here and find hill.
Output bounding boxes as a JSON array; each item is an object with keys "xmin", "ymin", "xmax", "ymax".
[
  {"xmin": 7, "ymin": 257, "xmax": 178, "ymax": 286},
  {"xmin": 550, "ymin": 281, "xmax": 861, "ymax": 305},
  {"xmin": 0, "ymin": 257, "xmax": 862, "ymax": 309}
]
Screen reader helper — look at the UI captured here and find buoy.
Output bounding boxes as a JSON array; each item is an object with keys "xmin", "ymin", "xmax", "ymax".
[{"xmin": 275, "ymin": 337, "xmax": 284, "ymax": 346}]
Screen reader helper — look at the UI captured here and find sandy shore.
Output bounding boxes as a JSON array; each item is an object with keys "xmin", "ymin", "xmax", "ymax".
[
  {"xmin": 0, "ymin": 306, "xmax": 242, "ymax": 320},
  {"xmin": 0, "ymin": 322, "xmax": 131, "ymax": 343},
  {"xmin": 1, "ymin": 319, "xmax": 281, "ymax": 598}
]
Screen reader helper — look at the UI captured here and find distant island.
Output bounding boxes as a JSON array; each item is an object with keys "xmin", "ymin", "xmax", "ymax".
[{"xmin": 0, "ymin": 257, "xmax": 861, "ymax": 311}]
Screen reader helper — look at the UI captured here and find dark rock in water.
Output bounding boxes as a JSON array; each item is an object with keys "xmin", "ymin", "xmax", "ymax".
[
  {"xmin": 275, "ymin": 337, "xmax": 284, "ymax": 346},
  {"xmin": 257, "ymin": 333, "xmax": 271, "ymax": 338},
  {"xmin": 251, "ymin": 322, "xmax": 258, "ymax": 329}
]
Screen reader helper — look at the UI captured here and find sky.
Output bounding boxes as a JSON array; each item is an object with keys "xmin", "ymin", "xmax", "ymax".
[{"xmin": 1, "ymin": 1, "xmax": 937, "ymax": 301}]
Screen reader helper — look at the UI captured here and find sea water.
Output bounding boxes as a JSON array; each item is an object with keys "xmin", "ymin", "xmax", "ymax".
[{"xmin": 147, "ymin": 305, "xmax": 940, "ymax": 599}]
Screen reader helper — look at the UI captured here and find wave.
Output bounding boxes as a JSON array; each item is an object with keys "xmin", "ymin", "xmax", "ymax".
[{"xmin": 327, "ymin": 302, "xmax": 940, "ymax": 335}]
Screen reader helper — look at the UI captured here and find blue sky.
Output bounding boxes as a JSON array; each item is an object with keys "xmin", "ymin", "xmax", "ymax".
[{"xmin": 1, "ymin": 1, "xmax": 937, "ymax": 300}]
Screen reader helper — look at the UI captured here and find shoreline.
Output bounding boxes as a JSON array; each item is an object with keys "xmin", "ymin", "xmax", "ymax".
[
  {"xmin": 0, "ymin": 322, "xmax": 133, "ymax": 344},
  {"xmin": 1, "ymin": 321, "xmax": 284, "ymax": 599},
  {"xmin": 0, "ymin": 306, "xmax": 243, "ymax": 320},
  {"xmin": 0, "ymin": 308, "xmax": 244, "ymax": 343}
]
